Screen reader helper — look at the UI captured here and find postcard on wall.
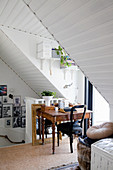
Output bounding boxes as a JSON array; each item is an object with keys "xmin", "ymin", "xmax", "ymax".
[
  {"xmin": 13, "ymin": 117, "xmax": 21, "ymax": 128},
  {"xmin": 21, "ymin": 116, "xmax": 26, "ymax": 128},
  {"xmin": 0, "ymin": 106, "xmax": 2, "ymax": 118},
  {"xmin": 13, "ymin": 96, "xmax": 21, "ymax": 107},
  {"xmin": 2, "ymin": 104, "xmax": 13, "ymax": 117},
  {"xmin": 21, "ymin": 105, "xmax": 26, "ymax": 116},
  {"xmin": 13, "ymin": 106, "xmax": 21, "ymax": 117},
  {"xmin": 5, "ymin": 118, "xmax": 12, "ymax": 128}
]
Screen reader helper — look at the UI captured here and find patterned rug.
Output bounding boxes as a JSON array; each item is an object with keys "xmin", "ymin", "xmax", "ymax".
[{"xmin": 47, "ymin": 162, "xmax": 80, "ymax": 170}]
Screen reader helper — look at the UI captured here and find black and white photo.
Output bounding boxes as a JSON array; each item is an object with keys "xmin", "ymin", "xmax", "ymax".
[
  {"xmin": 5, "ymin": 118, "xmax": 12, "ymax": 128},
  {"xmin": 0, "ymin": 96, "xmax": 3, "ymax": 105},
  {"xmin": 21, "ymin": 116, "xmax": 26, "ymax": 128},
  {"xmin": 13, "ymin": 96, "xmax": 21, "ymax": 106},
  {"xmin": 2, "ymin": 104, "xmax": 13, "ymax": 117},
  {"xmin": 13, "ymin": 117, "xmax": 21, "ymax": 128},
  {"xmin": 0, "ymin": 106, "xmax": 2, "ymax": 118},
  {"xmin": 21, "ymin": 105, "xmax": 26, "ymax": 116},
  {"xmin": 3, "ymin": 96, "xmax": 8, "ymax": 103},
  {"xmin": 13, "ymin": 106, "xmax": 21, "ymax": 117}
]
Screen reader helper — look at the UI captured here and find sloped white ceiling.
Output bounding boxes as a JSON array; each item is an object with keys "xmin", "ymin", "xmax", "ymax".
[
  {"xmin": 0, "ymin": 0, "xmax": 53, "ymax": 39},
  {"xmin": 23, "ymin": 0, "xmax": 113, "ymax": 105},
  {"xmin": 0, "ymin": 0, "xmax": 113, "ymax": 105}
]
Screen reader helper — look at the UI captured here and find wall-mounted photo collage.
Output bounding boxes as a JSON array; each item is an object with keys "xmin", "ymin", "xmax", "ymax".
[{"xmin": 0, "ymin": 89, "xmax": 26, "ymax": 128}]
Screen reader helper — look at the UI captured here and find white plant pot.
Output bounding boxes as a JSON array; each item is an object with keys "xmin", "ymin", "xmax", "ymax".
[{"xmin": 42, "ymin": 96, "xmax": 53, "ymax": 106}]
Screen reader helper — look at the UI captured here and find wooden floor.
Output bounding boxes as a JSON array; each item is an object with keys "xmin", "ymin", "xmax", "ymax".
[{"xmin": 0, "ymin": 137, "xmax": 78, "ymax": 170}]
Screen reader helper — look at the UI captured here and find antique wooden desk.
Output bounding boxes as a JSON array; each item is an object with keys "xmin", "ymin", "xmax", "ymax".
[{"xmin": 40, "ymin": 106, "xmax": 92, "ymax": 154}]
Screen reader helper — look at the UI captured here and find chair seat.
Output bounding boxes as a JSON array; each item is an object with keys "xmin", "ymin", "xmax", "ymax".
[
  {"xmin": 45, "ymin": 119, "xmax": 52, "ymax": 126},
  {"xmin": 57, "ymin": 121, "xmax": 82, "ymax": 135}
]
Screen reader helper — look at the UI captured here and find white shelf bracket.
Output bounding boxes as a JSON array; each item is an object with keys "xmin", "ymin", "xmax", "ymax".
[
  {"xmin": 70, "ymin": 70, "xmax": 74, "ymax": 80},
  {"xmin": 64, "ymin": 69, "xmax": 68, "ymax": 80}
]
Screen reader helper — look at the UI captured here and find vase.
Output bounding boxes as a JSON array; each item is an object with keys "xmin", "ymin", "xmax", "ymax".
[{"xmin": 42, "ymin": 96, "xmax": 53, "ymax": 106}]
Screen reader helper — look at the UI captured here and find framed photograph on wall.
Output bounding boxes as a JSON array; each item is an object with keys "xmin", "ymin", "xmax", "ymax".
[
  {"xmin": 13, "ymin": 106, "xmax": 21, "ymax": 117},
  {"xmin": 21, "ymin": 105, "xmax": 26, "ymax": 116},
  {"xmin": 5, "ymin": 118, "xmax": 12, "ymax": 128},
  {"xmin": 0, "ymin": 106, "xmax": 2, "ymax": 118},
  {"xmin": 2, "ymin": 104, "xmax": 13, "ymax": 117},
  {"xmin": 0, "ymin": 96, "xmax": 3, "ymax": 105},
  {"xmin": 13, "ymin": 96, "xmax": 21, "ymax": 106},
  {"xmin": 13, "ymin": 117, "xmax": 21, "ymax": 128},
  {"xmin": 21, "ymin": 116, "xmax": 26, "ymax": 128}
]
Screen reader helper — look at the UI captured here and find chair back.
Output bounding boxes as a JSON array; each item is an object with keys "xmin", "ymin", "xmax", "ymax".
[{"xmin": 70, "ymin": 105, "xmax": 86, "ymax": 127}]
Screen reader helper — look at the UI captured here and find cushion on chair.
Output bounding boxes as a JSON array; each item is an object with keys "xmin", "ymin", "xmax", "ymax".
[{"xmin": 86, "ymin": 122, "xmax": 113, "ymax": 139}]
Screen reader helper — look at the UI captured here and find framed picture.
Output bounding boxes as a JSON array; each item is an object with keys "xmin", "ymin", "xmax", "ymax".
[
  {"xmin": 0, "ymin": 106, "xmax": 2, "ymax": 118},
  {"xmin": 21, "ymin": 105, "xmax": 26, "ymax": 116},
  {"xmin": 5, "ymin": 118, "xmax": 12, "ymax": 128},
  {"xmin": 0, "ymin": 96, "xmax": 3, "ymax": 105},
  {"xmin": 3, "ymin": 96, "xmax": 8, "ymax": 103},
  {"xmin": 13, "ymin": 96, "xmax": 21, "ymax": 106},
  {"xmin": 0, "ymin": 85, "xmax": 7, "ymax": 96},
  {"xmin": 13, "ymin": 117, "xmax": 21, "ymax": 128},
  {"xmin": 2, "ymin": 104, "xmax": 13, "ymax": 117},
  {"xmin": 13, "ymin": 106, "xmax": 21, "ymax": 117},
  {"xmin": 21, "ymin": 116, "xmax": 26, "ymax": 128}
]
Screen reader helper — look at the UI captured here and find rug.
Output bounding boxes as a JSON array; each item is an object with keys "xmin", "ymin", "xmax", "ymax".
[{"xmin": 47, "ymin": 162, "xmax": 80, "ymax": 170}]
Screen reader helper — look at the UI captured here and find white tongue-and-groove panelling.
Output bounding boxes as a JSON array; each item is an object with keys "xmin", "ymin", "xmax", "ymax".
[
  {"xmin": 22, "ymin": 0, "xmax": 113, "ymax": 108},
  {"xmin": 22, "ymin": 0, "xmax": 113, "ymax": 119},
  {"xmin": 1, "ymin": 0, "xmax": 113, "ymax": 116}
]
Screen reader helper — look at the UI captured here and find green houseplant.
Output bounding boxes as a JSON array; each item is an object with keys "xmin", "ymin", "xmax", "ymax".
[
  {"xmin": 41, "ymin": 91, "xmax": 56, "ymax": 97},
  {"xmin": 55, "ymin": 46, "xmax": 71, "ymax": 67},
  {"xmin": 41, "ymin": 91, "xmax": 56, "ymax": 106}
]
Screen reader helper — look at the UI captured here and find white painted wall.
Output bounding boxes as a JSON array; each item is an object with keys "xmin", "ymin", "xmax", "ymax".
[
  {"xmin": 93, "ymin": 87, "xmax": 110, "ymax": 125},
  {"xmin": 0, "ymin": 59, "xmax": 38, "ymax": 146},
  {"xmin": 77, "ymin": 70, "xmax": 85, "ymax": 104},
  {"xmin": 2, "ymin": 28, "xmax": 84, "ymax": 104},
  {"xmin": 0, "ymin": 59, "xmax": 38, "ymax": 102},
  {"xmin": 109, "ymin": 105, "xmax": 113, "ymax": 122}
]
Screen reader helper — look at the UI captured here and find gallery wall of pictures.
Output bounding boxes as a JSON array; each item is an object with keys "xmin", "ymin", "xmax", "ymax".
[{"xmin": 0, "ymin": 95, "xmax": 26, "ymax": 128}]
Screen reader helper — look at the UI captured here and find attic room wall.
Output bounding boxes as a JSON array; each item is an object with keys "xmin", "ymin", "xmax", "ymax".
[
  {"xmin": 110, "ymin": 105, "xmax": 113, "ymax": 121},
  {"xmin": 1, "ymin": 27, "xmax": 84, "ymax": 104},
  {"xmin": 0, "ymin": 58, "xmax": 38, "ymax": 145},
  {"xmin": 0, "ymin": 59, "xmax": 38, "ymax": 102}
]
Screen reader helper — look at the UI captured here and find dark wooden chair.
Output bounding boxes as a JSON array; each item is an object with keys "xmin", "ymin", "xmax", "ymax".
[{"xmin": 57, "ymin": 105, "xmax": 86, "ymax": 153}]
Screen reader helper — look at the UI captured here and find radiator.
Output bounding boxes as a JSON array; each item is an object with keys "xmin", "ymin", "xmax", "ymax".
[{"xmin": 91, "ymin": 138, "xmax": 113, "ymax": 170}]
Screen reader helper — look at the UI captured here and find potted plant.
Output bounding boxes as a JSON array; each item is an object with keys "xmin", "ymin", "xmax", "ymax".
[
  {"xmin": 41, "ymin": 91, "xmax": 56, "ymax": 106},
  {"xmin": 55, "ymin": 46, "xmax": 71, "ymax": 67}
]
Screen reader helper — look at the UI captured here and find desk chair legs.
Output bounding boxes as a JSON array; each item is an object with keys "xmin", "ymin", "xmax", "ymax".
[
  {"xmin": 57, "ymin": 130, "xmax": 74, "ymax": 153},
  {"xmin": 57, "ymin": 131, "xmax": 59, "ymax": 146},
  {"xmin": 70, "ymin": 135, "xmax": 73, "ymax": 153}
]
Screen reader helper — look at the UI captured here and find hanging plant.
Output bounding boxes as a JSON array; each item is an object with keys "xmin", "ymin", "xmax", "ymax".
[{"xmin": 55, "ymin": 46, "xmax": 71, "ymax": 67}]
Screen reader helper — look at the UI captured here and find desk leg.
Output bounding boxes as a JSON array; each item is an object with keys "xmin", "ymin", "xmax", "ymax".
[
  {"xmin": 52, "ymin": 122, "xmax": 55, "ymax": 154},
  {"xmin": 42, "ymin": 116, "xmax": 44, "ymax": 145}
]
